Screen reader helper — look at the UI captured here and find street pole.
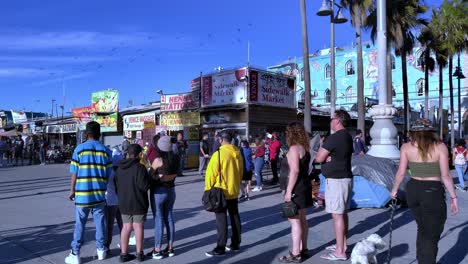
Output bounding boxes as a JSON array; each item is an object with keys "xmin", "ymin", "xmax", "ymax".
[
  {"xmin": 330, "ymin": 0, "xmax": 336, "ymax": 117},
  {"xmin": 457, "ymin": 53, "xmax": 462, "ymax": 139},
  {"xmin": 300, "ymin": 0, "xmax": 312, "ymax": 133},
  {"xmin": 366, "ymin": 0, "xmax": 400, "ymax": 160},
  {"xmin": 51, "ymin": 99, "xmax": 56, "ymax": 119}
]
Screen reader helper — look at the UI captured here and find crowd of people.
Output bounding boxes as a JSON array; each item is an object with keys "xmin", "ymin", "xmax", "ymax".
[
  {"xmin": 63, "ymin": 109, "xmax": 466, "ymax": 263},
  {"xmin": 0, "ymin": 135, "xmax": 53, "ymax": 166}
]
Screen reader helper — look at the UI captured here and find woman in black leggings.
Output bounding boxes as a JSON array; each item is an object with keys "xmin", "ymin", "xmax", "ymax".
[{"xmin": 391, "ymin": 121, "xmax": 458, "ymax": 264}]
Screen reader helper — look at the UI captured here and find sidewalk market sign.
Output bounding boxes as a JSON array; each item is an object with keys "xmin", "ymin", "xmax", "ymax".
[
  {"xmin": 161, "ymin": 92, "xmax": 200, "ymax": 111},
  {"xmin": 249, "ymin": 70, "xmax": 296, "ymax": 109},
  {"xmin": 123, "ymin": 112, "xmax": 156, "ymax": 131},
  {"xmin": 160, "ymin": 112, "xmax": 200, "ymax": 131},
  {"xmin": 201, "ymin": 68, "xmax": 247, "ymax": 107},
  {"xmin": 11, "ymin": 110, "xmax": 28, "ymax": 124},
  {"xmin": 72, "ymin": 106, "xmax": 92, "ymax": 130},
  {"xmin": 91, "ymin": 89, "xmax": 119, "ymax": 113}
]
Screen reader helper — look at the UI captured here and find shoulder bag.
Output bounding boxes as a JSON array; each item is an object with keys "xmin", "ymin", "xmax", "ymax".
[{"xmin": 202, "ymin": 150, "xmax": 227, "ymax": 212}]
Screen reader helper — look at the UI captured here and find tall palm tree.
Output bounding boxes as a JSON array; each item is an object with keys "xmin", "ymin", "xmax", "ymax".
[
  {"xmin": 422, "ymin": 11, "xmax": 448, "ymax": 138},
  {"xmin": 340, "ymin": 0, "xmax": 373, "ymax": 135},
  {"xmin": 417, "ymin": 28, "xmax": 436, "ymax": 118},
  {"xmin": 432, "ymin": 0, "xmax": 468, "ymax": 146},
  {"xmin": 366, "ymin": 0, "xmax": 427, "ymax": 134}
]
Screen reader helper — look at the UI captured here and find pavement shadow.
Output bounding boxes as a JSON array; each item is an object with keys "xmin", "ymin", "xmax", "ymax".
[
  {"xmin": 0, "ymin": 221, "xmax": 98, "ymax": 264},
  {"xmin": 188, "ymin": 245, "xmax": 288, "ymax": 264},
  {"xmin": 376, "ymin": 243, "xmax": 409, "ymax": 263},
  {"xmin": 439, "ymin": 225, "xmax": 468, "ymax": 264},
  {"xmin": 0, "ymin": 189, "xmax": 69, "ymax": 201}
]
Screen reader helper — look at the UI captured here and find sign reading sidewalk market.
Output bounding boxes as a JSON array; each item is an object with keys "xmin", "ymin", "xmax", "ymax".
[
  {"xmin": 123, "ymin": 112, "xmax": 156, "ymax": 131},
  {"xmin": 92, "ymin": 113, "xmax": 118, "ymax": 132},
  {"xmin": 161, "ymin": 92, "xmax": 200, "ymax": 111},
  {"xmin": 201, "ymin": 68, "xmax": 247, "ymax": 107},
  {"xmin": 160, "ymin": 112, "xmax": 200, "ymax": 130},
  {"xmin": 72, "ymin": 106, "xmax": 93, "ymax": 129},
  {"xmin": 249, "ymin": 70, "xmax": 295, "ymax": 109},
  {"xmin": 91, "ymin": 89, "xmax": 119, "ymax": 113}
]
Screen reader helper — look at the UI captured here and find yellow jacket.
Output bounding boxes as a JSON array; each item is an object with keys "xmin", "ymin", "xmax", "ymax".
[{"xmin": 204, "ymin": 144, "xmax": 243, "ymax": 200}]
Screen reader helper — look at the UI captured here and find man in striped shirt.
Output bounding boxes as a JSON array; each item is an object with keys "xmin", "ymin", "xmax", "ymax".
[{"xmin": 65, "ymin": 121, "xmax": 113, "ymax": 264}]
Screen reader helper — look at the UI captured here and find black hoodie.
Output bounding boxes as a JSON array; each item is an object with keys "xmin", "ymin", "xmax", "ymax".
[{"xmin": 114, "ymin": 158, "xmax": 150, "ymax": 215}]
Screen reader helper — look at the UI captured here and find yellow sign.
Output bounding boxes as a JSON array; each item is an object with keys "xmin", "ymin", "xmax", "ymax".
[
  {"xmin": 160, "ymin": 112, "xmax": 200, "ymax": 129},
  {"xmin": 188, "ymin": 127, "xmax": 199, "ymax": 141}
]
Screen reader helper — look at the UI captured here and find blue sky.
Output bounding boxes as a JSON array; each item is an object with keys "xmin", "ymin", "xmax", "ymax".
[{"xmin": 0, "ymin": 0, "xmax": 443, "ymax": 115}]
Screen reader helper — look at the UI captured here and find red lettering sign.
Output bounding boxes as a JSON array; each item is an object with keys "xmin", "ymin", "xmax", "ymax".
[{"xmin": 249, "ymin": 70, "xmax": 258, "ymax": 102}]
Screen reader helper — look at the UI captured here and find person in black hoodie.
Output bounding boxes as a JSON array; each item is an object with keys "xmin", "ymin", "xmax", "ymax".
[{"xmin": 114, "ymin": 144, "xmax": 150, "ymax": 262}]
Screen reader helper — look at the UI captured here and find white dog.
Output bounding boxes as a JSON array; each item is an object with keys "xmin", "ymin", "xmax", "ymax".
[{"xmin": 350, "ymin": 234, "xmax": 387, "ymax": 264}]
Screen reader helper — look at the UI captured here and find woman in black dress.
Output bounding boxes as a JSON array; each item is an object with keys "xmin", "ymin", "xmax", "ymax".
[{"xmin": 279, "ymin": 122, "xmax": 312, "ymax": 263}]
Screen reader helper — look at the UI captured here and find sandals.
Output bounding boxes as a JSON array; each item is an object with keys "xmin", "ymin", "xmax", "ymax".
[
  {"xmin": 320, "ymin": 252, "xmax": 348, "ymax": 261},
  {"xmin": 279, "ymin": 251, "xmax": 303, "ymax": 263},
  {"xmin": 325, "ymin": 244, "xmax": 350, "ymax": 253}
]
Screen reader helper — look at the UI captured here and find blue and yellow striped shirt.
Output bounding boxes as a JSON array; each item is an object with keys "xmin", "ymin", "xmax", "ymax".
[{"xmin": 70, "ymin": 140, "xmax": 113, "ymax": 207}]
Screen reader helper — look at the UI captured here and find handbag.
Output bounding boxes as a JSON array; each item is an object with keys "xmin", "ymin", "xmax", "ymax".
[
  {"xmin": 281, "ymin": 201, "xmax": 298, "ymax": 218},
  {"xmin": 202, "ymin": 150, "xmax": 227, "ymax": 212}
]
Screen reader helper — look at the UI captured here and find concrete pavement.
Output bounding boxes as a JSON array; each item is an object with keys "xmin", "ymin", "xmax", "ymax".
[{"xmin": 0, "ymin": 164, "xmax": 467, "ymax": 264}]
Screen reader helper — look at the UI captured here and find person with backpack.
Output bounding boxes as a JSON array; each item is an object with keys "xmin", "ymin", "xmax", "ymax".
[{"xmin": 453, "ymin": 139, "xmax": 468, "ymax": 191}]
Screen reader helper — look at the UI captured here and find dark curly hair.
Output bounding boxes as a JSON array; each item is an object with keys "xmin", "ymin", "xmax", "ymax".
[{"xmin": 286, "ymin": 122, "xmax": 310, "ymax": 151}]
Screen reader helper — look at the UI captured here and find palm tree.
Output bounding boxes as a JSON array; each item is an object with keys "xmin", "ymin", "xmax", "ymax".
[
  {"xmin": 417, "ymin": 28, "xmax": 436, "ymax": 117},
  {"xmin": 340, "ymin": 0, "xmax": 373, "ymax": 135},
  {"xmin": 432, "ymin": 0, "xmax": 468, "ymax": 146},
  {"xmin": 419, "ymin": 14, "xmax": 448, "ymax": 138},
  {"xmin": 366, "ymin": 0, "xmax": 427, "ymax": 133}
]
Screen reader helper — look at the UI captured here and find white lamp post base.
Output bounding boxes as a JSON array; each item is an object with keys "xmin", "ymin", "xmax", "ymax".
[{"xmin": 367, "ymin": 104, "xmax": 400, "ymax": 161}]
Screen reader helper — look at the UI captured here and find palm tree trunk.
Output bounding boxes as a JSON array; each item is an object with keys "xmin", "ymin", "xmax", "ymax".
[
  {"xmin": 438, "ymin": 63, "xmax": 444, "ymax": 139},
  {"xmin": 355, "ymin": 7, "xmax": 365, "ymax": 136},
  {"xmin": 401, "ymin": 50, "xmax": 410, "ymax": 134},
  {"xmin": 449, "ymin": 56, "xmax": 455, "ymax": 147},
  {"xmin": 424, "ymin": 50, "xmax": 429, "ymax": 118}
]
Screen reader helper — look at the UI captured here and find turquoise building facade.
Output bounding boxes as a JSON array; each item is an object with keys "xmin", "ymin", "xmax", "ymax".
[{"xmin": 269, "ymin": 44, "xmax": 467, "ymax": 124}]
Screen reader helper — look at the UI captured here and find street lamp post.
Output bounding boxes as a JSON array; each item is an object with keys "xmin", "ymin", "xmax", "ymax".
[
  {"xmin": 365, "ymin": 0, "xmax": 400, "ymax": 160},
  {"xmin": 317, "ymin": 0, "xmax": 348, "ymax": 117},
  {"xmin": 300, "ymin": 0, "xmax": 312, "ymax": 133},
  {"xmin": 454, "ymin": 53, "xmax": 466, "ymax": 139}
]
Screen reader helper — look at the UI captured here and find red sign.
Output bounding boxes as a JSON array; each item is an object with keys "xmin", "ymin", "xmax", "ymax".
[
  {"xmin": 72, "ymin": 106, "xmax": 92, "ymax": 128},
  {"xmin": 249, "ymin": 70, "xmax": 259, "ymax": 102},
  {"xmin": 202, "ymin": 76, "xmax": 213, "ymax": 106},
  {"xmin": 161, "ymin": 92, "xmax": 200, "ymax": 111},
  {"xmin": 191, "ymin": 77, "xmax": 201, "ymax": 91}
]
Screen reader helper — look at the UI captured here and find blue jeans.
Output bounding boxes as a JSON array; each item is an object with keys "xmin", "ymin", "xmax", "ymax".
[
  {"xmin": 254, "ymin": 157, "xmax": 265, "ymax": 187},
  {"xmin": 455, "ymin": 165, "xmax": 468, "ymax": 188},
  {"xmin": 154, "ymin": 186, "xmax": 176, "ymax": 248},
  {"xmin": 71, "ymin": 202, "xmax": 107, "ymax": 254},
  {"xmin": 178, "ymin": 154, "xmax": 186, "ymax": 175}
]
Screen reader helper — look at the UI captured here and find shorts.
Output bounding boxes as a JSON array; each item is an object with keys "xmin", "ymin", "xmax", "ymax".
[
  {"xmin": 242, "ymin": 171, "xmax": 253, "ymax": 181},
  {"xmin": 122, "ymin": 214, "xmax": 146, "ymax": 224},
  {"xmin": 325, "ymin": 178, "xmax": 353, "ymax": 214}
]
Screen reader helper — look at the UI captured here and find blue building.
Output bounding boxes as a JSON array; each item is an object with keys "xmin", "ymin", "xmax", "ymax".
[{"xmin": 269, "ymin": 44, "xmax": 467, "ymax": 131}]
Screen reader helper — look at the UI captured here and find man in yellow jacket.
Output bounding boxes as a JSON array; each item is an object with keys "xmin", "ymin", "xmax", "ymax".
[{"xmin": 204, "ymin": 132, "xmax": 243, "ymax": 257}]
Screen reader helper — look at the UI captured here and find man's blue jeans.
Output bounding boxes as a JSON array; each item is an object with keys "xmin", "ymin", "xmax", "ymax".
[
  {"xmin": 455, "ymin": 164, "xmax": 468, "ymax": 188},
  {"xmin": 154, "ymin": 186, "xmax": 176, "ymax": 248},
  {"xmin": 71, "ymin": 202, "xmax": 107, "ymax": 254}
]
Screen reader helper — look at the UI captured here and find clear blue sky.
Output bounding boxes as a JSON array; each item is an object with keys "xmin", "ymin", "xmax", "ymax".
[{"xmin": 0, "ymin": 0, "xmax": 442, "ymax": 115}]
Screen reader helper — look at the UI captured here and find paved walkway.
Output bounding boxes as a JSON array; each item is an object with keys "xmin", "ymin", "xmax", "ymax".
[{"xmin": 0, "ymin": 164, "xmax": 467, "ymax": 264}]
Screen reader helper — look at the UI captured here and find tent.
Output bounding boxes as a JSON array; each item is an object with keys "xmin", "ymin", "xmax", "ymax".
[{"xmin": 318, "ymin": 155, "xmax": 405, "ymax": 209}]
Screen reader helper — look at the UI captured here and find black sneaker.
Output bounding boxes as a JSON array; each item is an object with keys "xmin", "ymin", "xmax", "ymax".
[
  {"xmin": 164, "ymin": 248, "xmax": 175, "ymax": 257},
  {"xmin": 301, "ymin": 248, "xmax": 310, "ymax": 259},
  {"xmin": 119, "ymin": 253, "xmax": 136, "ymax": 263},
  {"xmin": 225, "ymin": 245, "xmax": 240, "ymax": 252},
  {"xmin": 136, "ymin": 251, "xmax": 145, "ymax": 262},
  {"xmin": 205, "ymin": 247, "xmax": 226, "ymax": 257},
  {"xmin": 152, "ymin": 250, "xmax": 164, "ymax": 260}
]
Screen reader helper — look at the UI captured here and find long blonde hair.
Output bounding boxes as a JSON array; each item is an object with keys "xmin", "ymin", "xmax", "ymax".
[{"xmin": 409, "ymin": 130, "xmax": 439, "ymax": 161}]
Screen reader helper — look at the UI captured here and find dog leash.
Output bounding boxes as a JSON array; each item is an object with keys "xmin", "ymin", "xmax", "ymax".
[{"xmin": 386, "ymin": 199, "xmax": 397, "ymax": 264}]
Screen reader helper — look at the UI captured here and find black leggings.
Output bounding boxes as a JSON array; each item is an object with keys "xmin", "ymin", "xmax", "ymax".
[{"xmin": 406, "ymin": 179, "xmax": 447, "ymax": 264}]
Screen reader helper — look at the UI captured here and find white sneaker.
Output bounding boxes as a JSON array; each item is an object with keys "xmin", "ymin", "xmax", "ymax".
[
  {"xmin": 65, "ymin": 251, "xmax": 81, "ymax": 264},
  {"xmin": 129, "ymin": 235, "xmax": 136, "ymax": 246},
  {"xmin": 97, "ymin": 248, "xmax": 107, "ymax": 260},
  {"xmin": 252, "ymin": 186, "xmax": 262, "ymax": 192}
]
